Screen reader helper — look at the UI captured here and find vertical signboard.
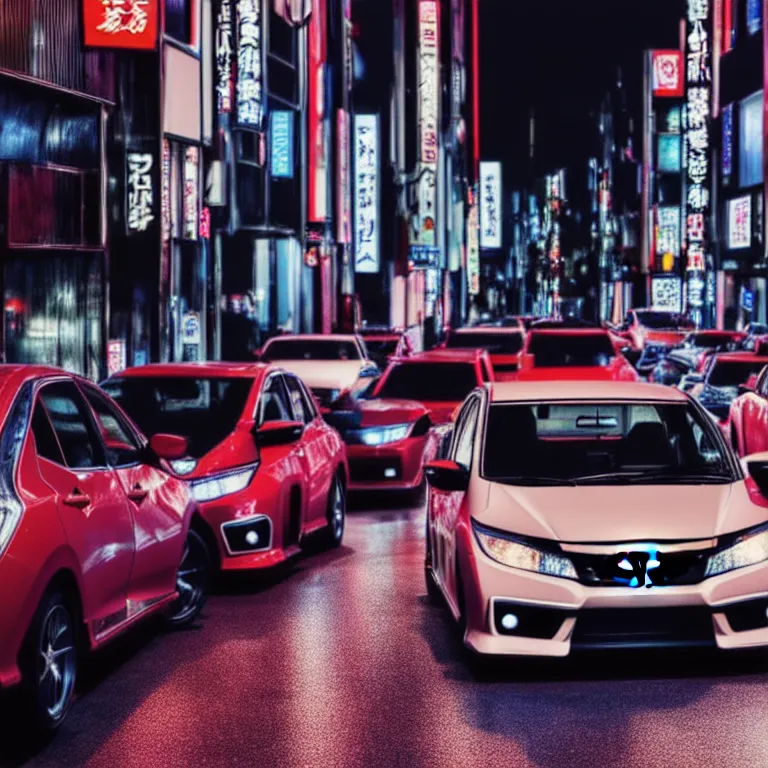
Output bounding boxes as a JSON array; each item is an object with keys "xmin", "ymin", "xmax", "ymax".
[
  {"xmin": 308, "ymin": 0, "xmax": 328, "ymax": 221},
  {"xmin": 183, "ymin": 146, "xmax": 199, "ymax": 240},
  {"xmin": 479, "ymin": 162, "xmax": 501, "ymax": 248},
  {"xmin": 270, "ymin": 111, "xmax": 294, "ymax": 178},
  {"xmin": 336, "ymin": 109, "xmax": 352, "ymax": 244},
  {"xmin": 685, "ymin": 0, "xmax": 712, "ymax": 321},
  {"xmin": 353, "ymin": 115, "xmax": 379, "ymax": 273},
  {"xmin": 418, "ymin": 0, "xmax": 439, "ymax": 246},
  {"xmin": 236, "ymin": 0, "xmax": 263, "ymax": 128},
  {"xmin": 216, "ymin": 0, "xmax": 233, "ymax": 113},
  {"xmin": 467, "ymin": 192, "xmax": 480, "ymax": 295},
  {"xmin": 652, "ymin": 51, "xmax": 684, "ymax": 98},
  {"xmin": 126, "ymin": 152, "xmax": 155, "ymax": 233}
]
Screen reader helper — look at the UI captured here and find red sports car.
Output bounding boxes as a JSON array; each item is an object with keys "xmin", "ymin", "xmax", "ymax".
[
  {"xmin": 517, "ymin": 327, "xmax": 640, "ymax": 382},
  {"xmin": 327, "ymin": 350, "xmax": 492, "ymax": 493},
  {"xmin": 725, "ymin": 362, "xmax": 768, "ymax": 457},
  {"xmin": 442, "ymin": 327, "xmax": 525, "ymax": 381},
  {"xmin": 0, "ymin": 366, "xmax": 206, "ymax": 733},
  {"xmin": 102, "ymin": 363, "xmax": 348, "ymax": 572}
]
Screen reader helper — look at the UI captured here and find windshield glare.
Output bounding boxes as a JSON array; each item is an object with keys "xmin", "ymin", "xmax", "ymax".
[
  {"xmin": 483, "ymin": 401, "xmax": 731, "ymax": 484},
  {"xmin": 446, "ymin": 332, "xmax": 523, "ymax": 354},
  {"xmin": 636, "ymin": 311, "xmax": 692, "ymax": 330},
  {"xmin": 528, "ymin": 333, "xmax": 615, "ymax": 367},
  {"xmin": 262, "ymin": 339, "xmax": 361, "ymax": 361},
  {"xmin": 376, "ymin": 362, "xmax": 478, "ymax": 402},
  {"xmin": 708, "ymin": 362, "xmax": 767, "ymax": 388},
  {"xmin": 101, "ymin": 377, "xmax": 252, "ymax": 458}
]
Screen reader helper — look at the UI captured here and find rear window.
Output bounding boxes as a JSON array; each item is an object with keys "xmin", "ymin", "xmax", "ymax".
[
  {"xmin": 446, "ymin": 332, "xmax": 523, "ymax": 355},
  {"xmin": 708, "ymin": 361, "xmax": 767, "ymax": 388},
  {"xmin": 688, "ymin": 334, "xmax": 735, "ymax": 349},
  {"xmin": 376, "ymin": 362, "xmax": 478, "ymax": 402},
  {"xmin": 101, "ymin": 377, "xmax": 253, "ymax": 458},
  {"xmin": 528, "ymin": 333, "xmax": 615, "ymax": 367},
  {"xmin": 262, "ymin": 339, "xmax": 361, "ymax": 361}
]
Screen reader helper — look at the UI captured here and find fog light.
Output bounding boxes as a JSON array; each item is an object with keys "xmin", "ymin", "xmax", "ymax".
[
  {"xmin": 501, "ymin": 613, "xmax": 519, "ymax": 631},
  {"xmin": 384, "ymin": 468, "xmax": 397, "ymax": 478},
  {"xmin": 245, "ymin": 530, "xmax": 260, "ymax": 546}
]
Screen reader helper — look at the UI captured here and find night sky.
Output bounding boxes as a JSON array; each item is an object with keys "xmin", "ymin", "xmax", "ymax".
[{"xmin": 481, "ymin": 0, "xmax": 684, "ymax": 178}]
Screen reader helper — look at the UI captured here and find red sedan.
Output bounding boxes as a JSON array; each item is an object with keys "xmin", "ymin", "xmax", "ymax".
[
  {"xmin": 726, "ymin": 362, "xmax": 768, "ymax": 456},
  {"xmin": 102, "ymin": 363, "xmax": 348, "ymax": 573},
  {"xmin": 328, "ymin": 350, "xmax": 491, "ymax": 493},
  {"xmin": 0, "ymin": 366, "xmax": 206, "ymax": 733},
  {"xmin": 517, "ymin": 328, "xmax": 640, "ymax": 381},
  {"xmin": 442, "ymin": 327, "xmax": 525, "ymax": 381}
]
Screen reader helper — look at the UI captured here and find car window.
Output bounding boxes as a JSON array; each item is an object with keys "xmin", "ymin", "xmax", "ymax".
[
  {"xmin": 31, "ymin": 401, "xmax": 65, "ymax": 466},
  {"xmin": 284, "ymin": 375, "xmax": 315, "ymax": 424},
  {"xmin": 452, "ymin": 399, "xmax": 480, "ymax": 470},
  {"xmin": 38, "ymin": 381, "xmax": 104, "ymax": 469},
  {"xmin": 81, "ymin": 385, "xmax": 142, "ymax": 467},
  {"xmin": 376, "ymin": 362, "xmax": 479, "ymax": 402},
  {"xmin": 480, "ymin": 361, "xmax": 492, "ymax": 383},
  {"xmin": 298, "ymin": 379, "xmax": 318, "ymax": 419},
  {"xmin": 259, "ymin": 375, "xmax": 294, "ymax": 424}
]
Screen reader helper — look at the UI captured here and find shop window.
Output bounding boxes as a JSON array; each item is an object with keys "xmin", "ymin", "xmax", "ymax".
[
  {"xmin": 739, "ymin": 90, "xmax": 763, "ymax": 188},
  {"xmin": 166, "ymin": 0, "xmax": 194, "ymax": 45},
  {"xmin": 269, "ymin": 11, "xmax": 295, "ymax": 63}
]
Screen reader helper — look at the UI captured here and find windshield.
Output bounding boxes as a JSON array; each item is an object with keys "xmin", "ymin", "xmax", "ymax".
[
  {"xmin": 708, "ymin": 361, "xmax": 767, "ymax": 388},
  {"xmin": 446, "ymin": 332, "xmax": 523, "ymax": 354},
  {"xmin": 262, "ymin": 339, "xmax": 361, "ymax": 362},
  {"xmin": 687, "ymin": 333, "xmax": 734, "ymax": 349},
  {"xmin": 101, "ymin": 377, "xmax": 253, "ymax": 458},
  {"xmin": 527, "ymin": 333, "xmax": 615, "ymax": 367},
  {"xmin": 376, "ymin": 362, "xmax": 478, "ymax": 402},
  {"xmin": 636, "ymin": 311, "xmax": 692, "ymax": 330},
  {"xmin": 482, "ymin": 401, "xmax": 732, "ymax": 485},
  {"xmin": 365, "ymin": 340, "xmax": 399, "ymax": 356}
]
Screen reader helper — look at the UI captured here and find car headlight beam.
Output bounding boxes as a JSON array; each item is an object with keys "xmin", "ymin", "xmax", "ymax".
[
  {"xmin": 190, "ymin": 463, "xmax": 259, "ymax": 502},
  {"xmin": 473, "ymin": 524, "xmax": 578, "ymax": 580},
  {"xmin": 705, "ymin": 527, "xmax": 768, "ymax": 577},
  {"xmin": 359, "ymin": 423, "xmax": 411, "ymax": 447}
]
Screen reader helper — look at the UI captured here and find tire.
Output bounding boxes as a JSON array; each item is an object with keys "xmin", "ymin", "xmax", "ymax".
[
  {"xmin": 167, "ymin": 529, "xmax": 210, "ymax": 628},
  {"xmin": 424, "ymin": 521, "xmax": 442, "ymax": 605},
  {"xmin": 19, "ymin": 589, "xmax": 78, "ymax": 734},
  {"xmin": 321, "ymin": 474, "xmax": 346, "ymax": 549}
]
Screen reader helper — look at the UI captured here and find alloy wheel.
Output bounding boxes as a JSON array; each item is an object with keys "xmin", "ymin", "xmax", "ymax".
[
  {"xmin": 37, "ymin": 603, "xmax": 76, "ymax": 726},
  {"xmin": 328, "ymin": 476, "xmax": 345, "ymax": 546},
  {"xmin": 167, "ymin": 529, "xmax": 209, "ymax": 627}
]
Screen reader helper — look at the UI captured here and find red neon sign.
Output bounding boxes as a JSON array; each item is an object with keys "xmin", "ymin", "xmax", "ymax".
[
  {"xmin": 83, "ymin": 0, "xmax": 159, "ymax": 50},
  {"xmin": 652, "ymin": 50, "xmax": 684, "ymax": 98}
]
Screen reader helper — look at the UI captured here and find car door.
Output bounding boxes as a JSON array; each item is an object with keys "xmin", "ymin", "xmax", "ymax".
[
  {"xmin": 284, "ymin": 374, "xmax": 329, "ymax": 528},
  {"xmin": 33, "ymin": 380, "xmax": 136, "ymax": 636},
  {"xmin": 257, "ymin": 373, "xmax": 306, "ymax": 547},
  {"xmin": 79, "ymin": 383, "xmax": 184, "ymax": 606}
]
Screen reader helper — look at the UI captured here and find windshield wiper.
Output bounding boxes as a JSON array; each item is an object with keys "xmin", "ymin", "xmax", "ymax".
[
  {"xmin": 492, "ymin": 476, "xmax": 576, "ymax": 487},
  {"xmin": 572, "ymin": 471, "xmax": 643, "ymax": 485},
  {"xmin": 627, "ymin": 471, "xmax": 732, "ymax": 485}
]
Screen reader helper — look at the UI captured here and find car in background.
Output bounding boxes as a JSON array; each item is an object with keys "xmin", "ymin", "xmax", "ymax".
[
  {"xmin": 442, "ymin": 327, "xmax": 526, "ymax": 381},
  {"xmin": 727, "ymin": 364, "xmax": 768, "ymax": 457},
  {"xmin": 425, "ymin": 379, "xmax": 768, "ymax": 659},
  {"xmin": 676, "ymin": 330, "xmax": 745, "ymax": 369},
  {"xmin": 516, "ymin": 327, "xmax": 640, "ymax": 382},
  {"xmin": 619, "ymin": 309, "xmax": 695, "ymax": 375},
  {"xmin": 102, "ymin": 363, "xmax": 348, "ymax": 574},
  {"xmin": 359, "ymin": 327, "xmax": 409, "ymax": 370},
  {"xmin": 0, "ymin": 366, "xmax": 206, "ymax": 733},
  {"xmin": 649, "ymin": 349, "xmax": 697, "ymax": 387},
  {"xmin": 258, "ymin": 334, "xmax": 379, "ymax": 410},
  {"xmin": 499, "ymin": 316, "xmax": 528, "ymax": 329},
  {"xmin": 679, "ymin": 352, "xmax": 768, "ymax": 436},
  {"xmin": 325, "ymin": 350, "xmax": 491, "ymax": 493}
]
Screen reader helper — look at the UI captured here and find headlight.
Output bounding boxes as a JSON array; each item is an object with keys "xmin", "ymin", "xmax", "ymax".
[
  {"xmin": 170, "ymin": 458, "xmax": 198, "ymax": 475},
  {"xmin": 348, "ymin": 423, "xmax": 412, "ymax": 446},
  {"xmin": 190, "ymin": 463, "xmax": 259, "ymax": 502},
  {"xmin": 705, "ymin": 526, "xmax": 768, "ymax": 577},
  {"xmin": 473, "ymin": 523, "xmax": 578, "ymax": 580}
]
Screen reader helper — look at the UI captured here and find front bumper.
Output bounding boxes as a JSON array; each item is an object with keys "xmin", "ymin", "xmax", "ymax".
[
  {"xmin": 346, "ymin": 436, "xmax": 432, "ymax": 491},
  {"xmin": 461, "ymin": 539, "xmax": 768, "ymax": 657}
]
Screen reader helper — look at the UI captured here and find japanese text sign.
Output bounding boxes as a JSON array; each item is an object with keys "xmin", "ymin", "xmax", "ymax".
[
  {"xmin": 236, "ymin": 0, "xmax": 263, "ymax": 128},
  {"xmin": 216, "ymin": 0, "xmax": 233, "ymax": 113},
  {"xmin": 83, "ymin": 0, "xmax": 158, "ymax": 50},
  {"xmin": 652, "ymin": 51, "xmax": 684, "ymax": 98},
  {"xmin": 353, "ymin": 115, "xmax": 379, "ymax": 274},
  {"xmin": 127, "ymin": 152, "xmax": 155, "ymax": 233},
  {"xmin": 480, "ymin": 162, "xmax": 502, "ymax": 249},
  {"xmin": 270, "ymin": 111, "xmax": 294, "ymax": 179}
]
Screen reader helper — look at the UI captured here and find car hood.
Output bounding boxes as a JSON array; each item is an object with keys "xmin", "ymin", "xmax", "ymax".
[
  {"xmin": 272, "ymin": 360, "xmax": 365, "ymax": 391},
  {"xmin": 642, "ymin": 329, "xmax": 689, "ymax": 346},
  {"xmin": 356, "ymin": 398, "xmax": 428, "ymax": 427},
  {"xmin": 476, "ymin": 480, "xmax": 767, "ymax": 543},
  {"xmin": 419, "ymin": 401, "xmax": 461, "ymax": 425},
  {"xmin": 516, "ymin": 363, "xmax": 637, "ymax": 382}
]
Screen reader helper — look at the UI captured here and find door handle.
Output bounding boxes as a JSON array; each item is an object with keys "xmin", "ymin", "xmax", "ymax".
[
  {"xmin": 64, "ymin": 490, "xmax": 91, "ymax": 509},
  {"xmin": 127, "ymin": 484, "xmax": 148, "ymax": 505}
]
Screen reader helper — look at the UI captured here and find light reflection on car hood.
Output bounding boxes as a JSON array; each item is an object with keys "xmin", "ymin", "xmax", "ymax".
[
  {"xmin": 476, "ymin": 480, "xmax": 767, "ymax": 543},
  {"xmin": 271, "ymin": 359, "xmax": 366, "ymax": 391}
]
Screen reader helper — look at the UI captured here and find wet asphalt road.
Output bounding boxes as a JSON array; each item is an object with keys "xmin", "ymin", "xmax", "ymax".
[{"xmin": 5, "ymin": 501, "xmax": 768, "ymax": 768}]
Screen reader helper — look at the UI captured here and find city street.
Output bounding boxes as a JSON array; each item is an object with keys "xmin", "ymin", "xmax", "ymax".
[{"xmin": 4, "ymin": 499, "xmax": 768, "ymax": 768}]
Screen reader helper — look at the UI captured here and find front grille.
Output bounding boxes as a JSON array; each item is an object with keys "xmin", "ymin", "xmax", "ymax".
[
  {"xmin": 724, "ymin": 598, "xmax": 768, "ymax": 633},
  {"xmin": 571, "ymin": 607, "xmax": 714, "ymax": 648},
  {"xmin": 348, "ymin": 457, "xmax": 403, "ymax": 483},
  {"xmin": 492, "ymin": 600, "xmax": 572, "ymax": 639},
  {"xmin": 570, "ymin": 548, "xmax": 711, "ymax": 587},
  {"xmin": 221, "ymin": 516, "xmax": 272, "ymax": 555}
]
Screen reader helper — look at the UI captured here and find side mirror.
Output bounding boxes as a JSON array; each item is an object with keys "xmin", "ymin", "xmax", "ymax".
[
  {"xmin": 150, "ymin": 433, "xmax": 189, "ymax": 460},
  {"xmin": 746, "ymin": 452, "xmax": 768, "ymax": 496},
  {"xmin": 424, "ymin": 459, "xmax": 469, "ymax": 493},
  {"xmin": 255, "ymin": 420, "xmax": 304, "ymax": 447}
]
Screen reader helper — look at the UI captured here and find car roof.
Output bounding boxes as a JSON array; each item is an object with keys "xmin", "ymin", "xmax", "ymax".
[
  {"xmin": 399, "ymin": 349, "xmax": 484, "ymax": 363},
  {"xmin": 689, "ymin": 329, "xmax": 742, "ymax": 336},
  {"xmin": 489, "ymin": 380, "xmax": 689, "ymax": 403},
  {"xmin": 450, "ymin": 327, "xmax": 524, "ymax": 335},
  {"xmin": 527, "ymin": 327, "xmax": 610, "ymax": 336},
  {"xmin": 708, "ymin": 352, "xmax": 768, "ymax": 363},
  {"xmin": 263, "ymin": 334, "xmax": 359, "ymax": 344},
  {"xmin": 112, "ymin": 362, "xmax": 271, "ymax": 379}
]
